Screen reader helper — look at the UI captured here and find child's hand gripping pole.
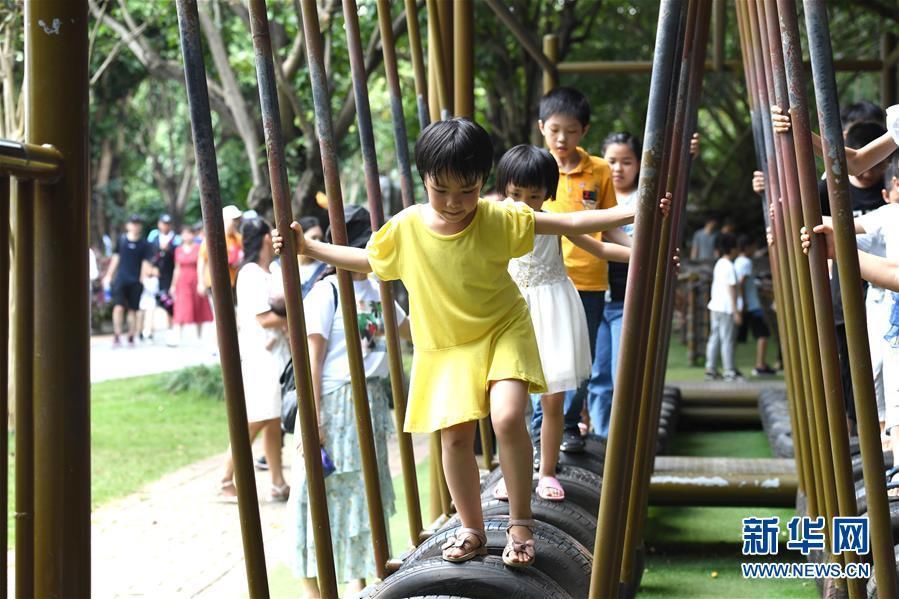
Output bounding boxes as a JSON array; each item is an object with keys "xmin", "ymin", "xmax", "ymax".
[{"xmin": 272, "ymin": 221, "xmax": 306, "ymax": 256}]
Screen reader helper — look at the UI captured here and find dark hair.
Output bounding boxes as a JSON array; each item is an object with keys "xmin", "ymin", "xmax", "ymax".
[
  {"xmin": 885, "ymin": 150, "xmax": 899, "ymax": 189},
  {"xmin": 240, "ymin": 218, "xmax": 272, "ymax": 266},
  {"xmin": 601, "ymin": 131, "xmax": 642, "ymax": 158},
  {"xmin": 841, "ymin": 100, "xmax": 885, "ymax": 129},
  {"xmin": 180, "ymin": 223, "xmax": 194, "ymax": 234},
  {"xmin": 736, "ymin": 234, "xmax": 755, "ymax": 252},
  {"xmin": 495, "ymin": 145, "xmax": 560, "ymax": 201},
  {"xmin": 298, "ymin": 215, "xmax": 321, "ymax": 232},
  {"xmin": 539, "ymin": 87, "xmax": 591, "ymax": 128},
  {"xmin": 845, "ymin": 121, "xmax": 887, "ymax": 150},
  {"xmin": 717, "ymin": 232, "xmax": 737, "ymax": 256},
  {"xmin": 414, "ymin": 118, "xmax": 493, "ymax": 187}
]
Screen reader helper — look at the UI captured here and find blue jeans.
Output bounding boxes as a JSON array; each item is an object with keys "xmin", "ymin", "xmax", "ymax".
[
  {"xmin": 531, "ymin": 291, "xmax": 605, "ymax": 439},
  {"xmin": 588, "ymin": 299, "xmax": 624, "ymax": 438}
]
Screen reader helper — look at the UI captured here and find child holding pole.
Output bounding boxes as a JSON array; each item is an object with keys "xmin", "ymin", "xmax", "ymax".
[{"xmin": 273, "ymin": 118, "xmax": 668, "ymax": 567}]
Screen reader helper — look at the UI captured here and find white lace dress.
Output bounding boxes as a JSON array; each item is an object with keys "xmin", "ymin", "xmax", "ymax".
[{"xmin": 509, "ymin": 234, "xmax": 592, "ymax": 394}]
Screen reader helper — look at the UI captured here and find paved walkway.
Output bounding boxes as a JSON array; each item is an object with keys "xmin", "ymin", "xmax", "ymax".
[{"xmin": 91, "ymin": 326, "xmax": 220, "ymax": 383}]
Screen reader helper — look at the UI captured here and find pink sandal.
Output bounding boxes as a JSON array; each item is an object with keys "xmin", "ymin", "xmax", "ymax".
[
  {"xmin": 492, "ymin": 477, "xmax": 509, "ymax": 501},
  {"xmin": 536, "ymin": 476, "xmax": 565, "ymax": 501},
  {"xmin": 442, "ymin": 527, "xmax": 488, "ymax": 563}
]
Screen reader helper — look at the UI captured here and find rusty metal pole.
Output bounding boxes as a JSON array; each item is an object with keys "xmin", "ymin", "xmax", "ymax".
[
  {"xmin": 804, "ymin": 2, "xmax": 899, "ymax": 596},
  {"xmin": 403, "ymin": 0, "xmax": 430, "ymax": 130},
  {"xmin": 735, "ymin": 2, "xmax": 810, "ymax": 511},
  {"xmin": 376, "ymin": 0, "xmax": 417, "ymax": 210},
  {"xmin": 743, "ymin": 0, "xmax": 835, "ymax": 527},
  {"xmin": 249, "ymin": 1, "xmax": 369, "ymax": 590},
  {"xmin": 436, "ymin": 0, "xmax": 453, "ymax": 115},
  {"xmin": 622, "ymin": 4, "xmax": 711, "ymax": 590},
  {"xmin": 342, "ymin": 0, "xmax": 420, "ymax": 561},
  {"xmin": 12, "ymin": 178, "xmax": 33, "ymax": 599},
  {"xmin": 372, "ymin": 0, "xmax": 426, "ymax": 544},
  {"xmin": 765, "ymin": 2, "xmax": 864, "ymax": 587},
  {"xmin": 174, "ymin": 2, "xmax": 271, "ymax": 596},
  {"xmin": 426, "ymin": 0, "xmax": 450, "ymax": 121},
  {"xmin": 883, "ymin": 34, "xmax": 897, "ymax": 107},
  {"xmin": 27, "ymin": 0, "xmax": 90, "ymax": 595},
  {"xmin": 590, "ymin": 3, "xmax": 684, "ymax": 598}
]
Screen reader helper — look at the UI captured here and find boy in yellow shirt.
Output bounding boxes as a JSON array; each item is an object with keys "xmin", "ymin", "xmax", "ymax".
[{"xmin": 532, "ymin": 86, "xmax": 632, "ymax": 454}]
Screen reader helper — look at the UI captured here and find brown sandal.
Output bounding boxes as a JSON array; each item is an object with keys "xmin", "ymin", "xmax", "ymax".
[
  {"xmin": 502, "ymin": 519, "xmax": 536, "ymax": 568},
  {"xmin": 441, "ymin": 527, "xmax": 488, "ymax": 563}
]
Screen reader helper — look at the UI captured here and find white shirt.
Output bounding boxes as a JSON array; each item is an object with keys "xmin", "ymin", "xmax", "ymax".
[
  {"xmin": 708, "ymin": 257, "xmax": 743, "ymax": 314},
  {"xmin": 857, "ymin": 203, "xmax": 899, "ymax": 261},
  {"xmin": 236, "ymin": 263, "xmax": 287, "ymax": 361},
  {"xmin": 305, "ymin": 275, "xmax": 407, "ymax": 395},
  {"xmin": 734, "ymin": 255, "xmax": 760, "ymax": 312}
]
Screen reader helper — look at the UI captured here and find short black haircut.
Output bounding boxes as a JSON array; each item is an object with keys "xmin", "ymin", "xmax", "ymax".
[
  {"xmin": 717, "ymin": 232, "xmax": 737, "ymax": 256},
  {"xmin": 841, "ymin": 100, "xmax": 885, "ymax": 129},
  {"xmin": 495, "ymin": 145, "xmax": 560, "ymax": 201},
  {"xmin": 539, "ymin": 87, "xmax": 591, "ymax": 128},
  {"xmin": 414, "ymin": 118, "xmax": 493, "ymax": 187},
  {"xmin": 601, "ymin": 131, "xmax": 642, "ymax": 158},
  {"xmin": 298, "ymin": 215, "xmax": 321, "ymax": 232},
  {"xmin": 845, "ymin": 121, "xmax": 887, "ymax": 150},
  {"xmin": 240, "ymin": 217, "xmax": 272, "ymax": 266},
  {"xmin": 885, "ymin": 150, "xmax": 899, "ymax": 189}
]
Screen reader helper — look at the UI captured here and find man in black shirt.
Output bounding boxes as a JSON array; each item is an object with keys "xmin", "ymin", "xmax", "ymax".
[
  {"xmin": 819, "ymin": 121, "xmax": 888, "ymax": 425},
  {"xmin": 102, "ymin": 215, "xmax": 154, "ymax": 347}
]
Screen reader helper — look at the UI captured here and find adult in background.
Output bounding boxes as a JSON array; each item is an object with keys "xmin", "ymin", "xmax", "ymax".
[
  {"xmin": 149, "ymin": 214, "xmax": 179, "ymax": 327},
  {"xmin": 690, "ymin": 216, "xmax": 719, "ymax": 262},
  {"xmin": 103, "ymin": 215, "xmax": 154, "ymax": 348},
  {"xmin": 171, "ymin": 224, "xmax": 214, "ymax": 345},
  {"xmin": 197, "ymin": 205, "xmax": 243, "ymax": 304},
  {"xmin": 219, "ymin": 217, "xmax": 290, "ymax": 502}
]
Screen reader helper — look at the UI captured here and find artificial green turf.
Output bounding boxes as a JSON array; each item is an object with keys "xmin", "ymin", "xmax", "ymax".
[
  {"xmin": 666, "ymin": 334, "xmax": 785, "ymax": 382},
  {"xmin": 641, "ymin": 428, "xmax": 817, "ymax": 598}
]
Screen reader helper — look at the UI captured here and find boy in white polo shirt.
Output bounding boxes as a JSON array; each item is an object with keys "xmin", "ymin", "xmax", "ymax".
[{"xmin": 705, "ymin": 232, "xmax": 743, "ymax": 381}]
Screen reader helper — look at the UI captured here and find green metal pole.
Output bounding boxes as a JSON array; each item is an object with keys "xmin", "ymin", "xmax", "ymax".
[
  {"xmin": 27, "ymin": 0, "xmax": 91, "ymax": 595},
  {"xmin": 0, "ymin": 176, "xmax": 7, "ymax": 599},
  {"xmin": 403, "ymin": 0, "xmax": 430, "ymax": 130},
  {"xmin": 804, "ymin": 1, "xmax": 899, "ymax": 595}
]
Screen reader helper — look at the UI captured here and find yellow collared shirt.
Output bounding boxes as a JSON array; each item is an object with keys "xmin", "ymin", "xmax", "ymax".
[{"xmin": 541, "ymin": 147, "xmax": 618, "ymax": 291}]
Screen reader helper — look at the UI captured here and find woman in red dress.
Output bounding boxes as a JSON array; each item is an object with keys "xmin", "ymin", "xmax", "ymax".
[{"xmin": 171, "ymin": 225, "xmax": 213, "ymax": 344}]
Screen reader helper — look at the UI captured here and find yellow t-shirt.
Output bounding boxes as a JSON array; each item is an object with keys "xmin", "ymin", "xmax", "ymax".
[
  {"xmin": 367, "ymin": 199, "xmax": 546, "ymax": 432},
  {"xmin": 542, "ymin": 147, "xmax": 618, "ymax": 291}
]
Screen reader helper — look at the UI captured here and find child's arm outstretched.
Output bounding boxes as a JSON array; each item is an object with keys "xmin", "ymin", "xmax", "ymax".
[
  {"xmin": 535, "ymin": 193, "xmax": 671, "ymax": 236},
  {"xmin": 772, "ymin": 105, "xmax": 897, "ymax": 176},
  {"xmin": 802, "ymin": 223, "xmax": 899, "ymax": 292},
  {"xmin": 272, "ymin": 221, "xmax": 373, "ymax": 274},
  {"xmin": 567, "ymin": 235, "xmax": 631, "ymax": 263}
]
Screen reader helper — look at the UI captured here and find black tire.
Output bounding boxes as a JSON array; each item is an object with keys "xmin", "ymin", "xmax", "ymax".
[
  {"xmin": 480, "ymin": 464, "xmax": 602, "ymax": 515},
  {"xmin": 401, "ymin": 517, "xmax": 592, "ymax": 598},
  {"xmin": 558, "ymin": 434, "xmax": 606, "ymax": 476},
  {"xmin": 852, "ymin": 451, "xmax": 894, "ymax": 481},
  {"xmin": 361, "ymin": 555, "xmax": 569, "ymax": 599},
  {"xmin": 445, "ymin": 497, "xmax": 599, "ymax": 549}
]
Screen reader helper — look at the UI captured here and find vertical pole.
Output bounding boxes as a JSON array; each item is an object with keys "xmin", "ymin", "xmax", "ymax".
[
  {"xmin": 343, "ymin": 0, "xmax": 418, "ymax": 566},
  {"xmin": 453, "ymin": 0, "xmax": 473, "ymax": 118},
  {"xmin": 403, "ymin": 0, "xmax": 430, "ymax": 130},
  {"xmin": 712, "ymin": 0, "xmax": 725, "ymax": 71},
  {"xmin": 27, "ymin": 0, "xmax": 91, "ymax": 596},
  {"xmin": 426, "ymin": 0, "xmax": 450, "ymax": 121},
  {"xmin": 0, "ymin": 177, "xmax": 8, "ymax": 599},
  {"xmin": 804, "ymin": 2, "xmax": 899, "ymax": 596},
  {"xmin": 377, "ymin": 0, "xmax": 417, "ymax": 208},
  {"xmin": 765, "ymin": 1, "xmax": 861, "ymax": 582},
  {"xmin": 590, "ymin": 3, "xmax": 684, "ymax": 598},
  {"xmin": 542, "ymin": 34, "xmax": 559, "ymax": 93},
  {"xmin": 374, "ymin": 0, "xmax": 425, "ymax": 544},
  {"xmin": 12, "ymin": 179, "xmax": 33, "ymax": 599},
  {"xmin": 882, "ymin": 33, "xmax": 897, "ymax": 107},
  {"xmin": 436, "ymin": 0, "xmax": 454, "ymax": 115},
  {"xmin": 174, "ymin": 2, "xmax": 272, "ymax": 596}
]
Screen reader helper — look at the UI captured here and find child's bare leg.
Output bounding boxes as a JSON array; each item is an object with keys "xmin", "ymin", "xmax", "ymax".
[
  {"xmin": 440, "ymin": 421, "xmax": 482, "ymax": 557},
  {"xmin": 756, "ymin": 336, "xmax": 768, "ymax": 368},
  {"xmin": 490, "ymin": 379, "xmax": 534, "ymax": 562},
  {"xmin": 539, "ymin": 392, "xmax": 564, "ymax": 480}
]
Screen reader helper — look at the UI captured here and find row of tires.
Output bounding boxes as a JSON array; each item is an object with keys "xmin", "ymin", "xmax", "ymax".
[
  {"xmin": 360, "ymin": 387, "xmax": 682, "ymax": 598},
  {"xmin": 761, "ymin": 389, "xmax": 899, "ymax": 598}
]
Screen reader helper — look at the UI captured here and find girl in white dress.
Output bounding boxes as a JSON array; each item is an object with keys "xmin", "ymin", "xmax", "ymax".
[{"xmin": 493, "ymin": 145, "xmax": 632, "ymax": 501}]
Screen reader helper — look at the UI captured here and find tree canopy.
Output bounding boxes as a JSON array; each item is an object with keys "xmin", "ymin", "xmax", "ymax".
[{"xmin": 0, "ymin": 0, "xmax": 895, "ymax": 246}]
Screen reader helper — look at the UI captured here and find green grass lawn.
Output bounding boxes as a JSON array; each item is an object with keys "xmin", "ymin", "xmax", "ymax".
[{"xmin": 7, "ymin": 367, "xmax": 228, "ymax": 546}]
